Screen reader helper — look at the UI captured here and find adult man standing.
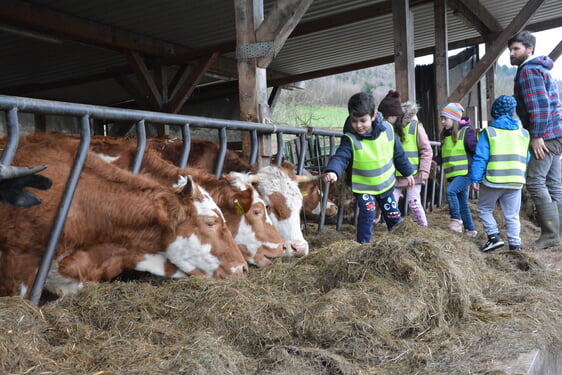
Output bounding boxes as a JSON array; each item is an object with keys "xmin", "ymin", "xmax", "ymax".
[{"xmin": 508, "ymin": 30, "xmax": 562, "ymax": 248}]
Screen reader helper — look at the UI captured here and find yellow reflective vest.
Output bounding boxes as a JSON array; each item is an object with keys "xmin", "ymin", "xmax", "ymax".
[
  {"xmin": 396, "ymin": 120, "xmax": 419, "ymax": 177},
  {"xmin": 484, "ymin": 126, "xmax": 529, "ymax": 184},
  {"xmin": 345, "ymin": 124, "xmax": 396, "ymax": 195},
  {"xmin": 442, "ymin": 127, "xmax": 469, "ymax": 179}
]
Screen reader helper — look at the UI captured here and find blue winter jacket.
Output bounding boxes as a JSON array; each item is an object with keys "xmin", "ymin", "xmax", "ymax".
[
  {"xmin": 325, "ymin": 113, "xmax": 414, "ymax": 184},
  {"xmin": 470, "ymin": 115, "xmax": 530, "ymax": 188},
  {"xmin": 513, "ymin": 55, "xmax": 562, "ymax": 139}
]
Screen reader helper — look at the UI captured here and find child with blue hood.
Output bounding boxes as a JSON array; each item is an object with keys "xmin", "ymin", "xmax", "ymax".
[
  {"xmin": 323, "ymin": 91, "xmax": 414, "ymax": 243},
  {"xmin": 470, "ymin": 95, "xmax": 530, "ymax": 252}
]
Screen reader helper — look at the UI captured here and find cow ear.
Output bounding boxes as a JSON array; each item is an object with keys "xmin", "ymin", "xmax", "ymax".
[
  {"xmin": 233, "ymin": 190, "xmax": 252, "ymax": 214},
  {"xmin": 173, "ymin": 175, "xmax": 194, "ymax": 197},
  {"xmin": 156, "ymin": 193, "xmax": 184, "ymax": 227}
]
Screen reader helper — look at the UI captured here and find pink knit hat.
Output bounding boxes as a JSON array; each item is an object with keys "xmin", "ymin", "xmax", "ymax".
[{"xmin": 441, "ymin": 103, "xmax": 464, "ymax": 122}]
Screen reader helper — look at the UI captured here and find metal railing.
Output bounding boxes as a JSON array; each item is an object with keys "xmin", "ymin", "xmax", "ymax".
[
  {"xmin": 0, "ymin": 94, "xmax": 447, "ymax": 304},
  {"xmin": 0, "ymin": 95, "xmax": 342, "ymax": 305}
]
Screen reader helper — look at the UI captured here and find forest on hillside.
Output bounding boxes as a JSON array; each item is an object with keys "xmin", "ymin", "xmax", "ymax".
[{"xmin": 271, "ymin": 61, "xmax": 561, "ymax": 128}]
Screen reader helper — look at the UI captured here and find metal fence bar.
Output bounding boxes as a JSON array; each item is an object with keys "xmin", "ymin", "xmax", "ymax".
[
  {"xmin": 178, "ymin": 123, "xmax": 191, "ymax": 170},
  {"xmin": 1, "ymin": 108, "xmax": 20, "ymax": 165},
  {"xmin": 29, "ymin": 115, "xmax": 91, "ymax": 305},
  {"xmin": 131, "ymin": 120, "xmax": 147, "ymax": 174}
]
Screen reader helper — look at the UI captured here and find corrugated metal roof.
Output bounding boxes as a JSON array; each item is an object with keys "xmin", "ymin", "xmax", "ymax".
[{"xmin": 0, "ymin": 0, "xmax": 560, "ymax": 107}]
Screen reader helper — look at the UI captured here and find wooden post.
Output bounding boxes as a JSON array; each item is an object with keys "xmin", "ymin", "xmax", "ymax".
[
  {"xmin": 392, "ymin": 0, "xmax": 416, "ymax": 102},
  {"xmin": 434, "ymin": 0, "xmax": 449, "ymax": 126}
]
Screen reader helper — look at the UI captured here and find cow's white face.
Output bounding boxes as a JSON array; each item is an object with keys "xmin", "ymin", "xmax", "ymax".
[
  {"xmin": 174, "ymin": 180, "xmax": 247, "ymax": 278},
  {"xmin": 226, "ymin": 172, "xmax": 285, "ymax": 267},
  {"xmin": 255, "ymin": 166, "xmax": 309, "ymax": 257},
  {"xmin": 165, "ymin": 234, "xmax": 220, "ymax": 277}
]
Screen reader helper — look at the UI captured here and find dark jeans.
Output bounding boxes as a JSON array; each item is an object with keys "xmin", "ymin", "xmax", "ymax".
[{"xmin": 354, "ymin": 188, "xmax": 401, "ymax": 243}]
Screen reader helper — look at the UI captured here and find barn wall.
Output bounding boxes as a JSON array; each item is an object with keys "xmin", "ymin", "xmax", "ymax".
[{"xmin": 0, "ymin": 113, "xmax": 82, "ymax": 136}]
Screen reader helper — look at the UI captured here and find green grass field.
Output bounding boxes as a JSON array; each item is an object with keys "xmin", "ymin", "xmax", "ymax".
[{"xmin": 271, "ymin": 105, "xmax": 348, "ymax": 129}]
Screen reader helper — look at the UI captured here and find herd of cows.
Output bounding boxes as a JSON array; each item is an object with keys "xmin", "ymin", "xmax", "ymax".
[{"xmin": 0, "ymin": 132, "xmax": 340, "ymax": 299}]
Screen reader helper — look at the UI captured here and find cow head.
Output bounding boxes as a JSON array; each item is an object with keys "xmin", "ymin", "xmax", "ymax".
[
  {"xmin": 162, "ymin": 175, "xmax": 248, "ymax": 279},
  {"xmin": 250, "ymin": 166, "xmax": 309, "ymax": 257},
  {"xmin": 224, "ymin": 171, "xmax": 285, "ymax": 267}
]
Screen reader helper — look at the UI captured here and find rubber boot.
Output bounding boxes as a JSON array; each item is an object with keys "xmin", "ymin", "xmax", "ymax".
[{"xmin": 533, "ymin": 202, "xmax": 560, "ymax": 248}]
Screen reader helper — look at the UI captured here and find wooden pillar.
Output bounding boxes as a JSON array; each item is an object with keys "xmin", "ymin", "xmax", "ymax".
[
  {"xmin": 434, "ymin": 0, "xmax": 449, "ymax": 125},
  {"xmin": 234, "ymin": 0, "xmax": 272, "ymax": 167},
  {"xmin": 392, "ymin": 0, "xmax": 416, "ymax": 102}
]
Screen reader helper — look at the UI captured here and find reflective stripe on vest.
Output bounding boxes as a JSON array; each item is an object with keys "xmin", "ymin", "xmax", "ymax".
[
  {"xmin": 485, "ymin": 126, "xmax": 529, "ymax": 184},
  {"xmin": 396, "ymin": 120, "xmax": 419, "ymax": 177},
  {"xmin": 442, "ymin": 127, "xmax": 469, "ymax": 179},
  {"xmin": 345, "ymin": 125, "xmax": 396, "ymax": 195}
]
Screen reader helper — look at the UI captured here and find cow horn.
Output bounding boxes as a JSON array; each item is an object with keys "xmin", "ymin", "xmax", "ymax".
[
  {"xmin": 0, "ymin": 164, "xmax": 48, "ymax": 180},
  {"xmin": 295, "ymin": 174, "xmax": 320, "ymax": 183},
  {"xmin": 248, "ymin": 174, "xmax": 259, "ymax": 183}
]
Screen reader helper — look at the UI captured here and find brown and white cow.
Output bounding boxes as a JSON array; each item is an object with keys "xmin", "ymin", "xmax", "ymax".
[
  {"xmin": 148, "ymin": 138, "xmax": 311, "ymax": 257},
  {"xmin": 85, "ymin": 136, "xmax": 286, "ymax": 268},
  {"xmin": 278, "ymin": 160, "xmax": 338, "ymax": 222},
  {"xmin": 0, "ymin": 134, "xmax": 247, "ymax": 298}
]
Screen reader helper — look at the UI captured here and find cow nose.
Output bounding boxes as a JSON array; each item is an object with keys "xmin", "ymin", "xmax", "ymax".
[
  {"xmin": 285, "ymin": 240, "xmax": 309, "ymax": 257},
  {"xmin": 231, "ymin": 263, "xmax": 248, "ymax": 278}
]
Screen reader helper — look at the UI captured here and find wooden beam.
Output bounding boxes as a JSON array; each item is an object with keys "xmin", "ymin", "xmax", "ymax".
[
  {"xmin": 448, "ymin": 0, "xmax": 502, "ymax": 35},
  {"xmin": 125, "ymin": 51, "xmax": 163, "ymax": 109},
  {"xmin": 434, "ymin": 0, "xmax": 449, "ymax": 110},
  {"xmin": 235, "ymin": 0, "xmax": 260, "ymax": 123},
  {"xmin": 0, "ymin": 0, "xmax": 178, "ymax": 57},
  {"xmin": 165, "ymin": 0, "xmax": 432, "ymax": 65},
  {"xmin": 392, "ymin": 0, "xmax": 416, "ymax": 102},
  {"xmin": 550, "ymin": 40, "xmax": 562, "ymax": 62},
  {"xmin": 448, "ymin": 0, "xmax": 545, "ymax": 102},
  {"xmin": 167, "ymin": 53, "xmax": 220, "ymax": 114},
  {"xmin": 255, "ymin": 0, "xmax": 313, "ymax": 68}
]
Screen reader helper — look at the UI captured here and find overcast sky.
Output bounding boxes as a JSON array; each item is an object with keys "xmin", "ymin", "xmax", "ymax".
[
  {"xmin": 415, "ymin": 27, "xmax": 562, "ymax": 80},
  {"xmin": 496, "ymin": 27, "xmax": 562, "ymax": 80}
]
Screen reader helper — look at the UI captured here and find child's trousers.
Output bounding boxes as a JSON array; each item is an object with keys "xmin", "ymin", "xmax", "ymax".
[
  {"xmin": 476, "ymin": 184, "xmax": 522, "ymax": 246},
  {"xmin": 354, "ymin": 189, "xmax": 401, "ymax": 243}
]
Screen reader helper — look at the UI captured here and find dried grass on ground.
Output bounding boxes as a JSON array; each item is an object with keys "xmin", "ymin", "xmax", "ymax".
[{"xmin": 1, "ymin": 207, "xmax": 561, "ymax": 375}]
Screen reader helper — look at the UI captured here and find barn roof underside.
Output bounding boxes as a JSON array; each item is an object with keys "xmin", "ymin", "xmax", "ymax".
[{"xmin": 0, "ymin": 0, "xmax": 560, "ymax": 109}]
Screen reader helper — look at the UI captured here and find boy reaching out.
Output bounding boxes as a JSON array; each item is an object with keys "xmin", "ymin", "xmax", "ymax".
[{"xmin": 323, "ymin": 91, "xmax": 414, "ymax": 243}]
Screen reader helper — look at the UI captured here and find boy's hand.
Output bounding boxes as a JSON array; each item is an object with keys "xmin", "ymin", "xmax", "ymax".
[
  {"xmin": 323, "ymin": 172, "xmax": 338, "ymax": 183},
  {"xmin": 471, "ymin": 182, "xmax": 479, "ymax": 191},
  {"xmin": 405, "ymin": 175, "xmax": 415, "ymax": 188}
]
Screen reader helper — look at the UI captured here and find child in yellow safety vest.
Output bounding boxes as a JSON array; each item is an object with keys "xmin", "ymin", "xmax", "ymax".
[
  {"xmin": 323, "ymin": 91, "xmax": 415, "ymax": 243},
  {"xmin": 434, "ymin": 102, "xmax": 478, "ymax": 237},
  {"xmin": 378, "ymin": 99, "xmax": 433, "ymax": 226},
  {"xmin": 470, "ymin": 95, "xmax": 530, "ymax": 251}
]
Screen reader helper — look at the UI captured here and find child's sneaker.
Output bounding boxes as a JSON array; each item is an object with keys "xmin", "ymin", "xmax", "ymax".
[
  {"xmin": 448, "ymin": 219, "xmax": 463, "ymax": 232},
  {"xmin": 509, "ymin": 244, "xmax": 522, "ymax": 251},
  {"xmin": 482, "ymin": 233, "xmax": 504, "ymax": 252},
  {"xmin": 464, "ymin": 230, "xmax": 478, "ymax": 238}
]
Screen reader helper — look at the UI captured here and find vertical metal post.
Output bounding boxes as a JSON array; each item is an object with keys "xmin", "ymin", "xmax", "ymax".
[
  {"xmin": 318, "ymin": 135, "xmax": 335, "ymax": 232},
  {"xmin": 131, "ymin": 120, "xmax": 146, "ymax": 174},
  {"xmin": 249, "ymin": 129, "xmax": 258, "ymax": 166},
  {"xmin": 1, "ymin": 108, "xmax": 20, "ymax": 165},
  {"xmin": 215, "ymin": 127, "xmax": 227, "ymax": 178},
  {"xmin": 178, "ymin": 123, "xmax": 191, "ymax": 169},
  {"xmin": 29, "ymin": 115, "xmax": 91, "ymax": 305},
  {"xmin": 276, "ymin": 132, "xmax": 284, "ymax": 166}
]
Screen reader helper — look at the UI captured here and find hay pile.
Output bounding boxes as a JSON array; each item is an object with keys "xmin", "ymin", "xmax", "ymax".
[{"xmin": 1, "ymin": 208, "xmax": 561, "ymax": 375}]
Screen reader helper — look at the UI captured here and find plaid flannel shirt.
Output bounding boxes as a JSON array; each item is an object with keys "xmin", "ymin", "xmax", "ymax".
[{"xmin": 513, "ymin": 55, "xmax": 562, "ymax": 139}]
